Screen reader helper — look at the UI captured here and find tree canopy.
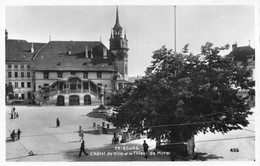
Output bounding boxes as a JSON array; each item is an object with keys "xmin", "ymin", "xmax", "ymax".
[{"xmin": 108, "ymin": 42, "xmax": 254, "ymax": 143}]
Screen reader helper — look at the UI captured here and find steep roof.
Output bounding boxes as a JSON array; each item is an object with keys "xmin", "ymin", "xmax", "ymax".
[
  {"xmin": 228, "ymin": 46, "xmax": 255, "ymax": 62},
  {"xmin": 33, "ymin": 41, "xmax": 117, "ymax": 71},
  {"xmin": 5, "ymin": 39, "xmax": 46, "ymax": 62}
]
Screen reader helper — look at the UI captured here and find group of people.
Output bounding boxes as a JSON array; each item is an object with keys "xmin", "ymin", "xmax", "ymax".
[
  {"xmin": 112, "ymin": 132, "xmax": 119, "ymax": 144},
  {"xmin": 10, "ymin": 129, "xmax": 22, "ymax": 142},
  {"xmin": 10, "ymin": 105, "xmax": 19, "ymax": 119}
]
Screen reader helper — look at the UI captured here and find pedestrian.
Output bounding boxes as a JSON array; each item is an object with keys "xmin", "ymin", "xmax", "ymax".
[
  {"xmin": 16, "ymin": 112, "xmax": 19, "ymax": 119},
  {"xmin": 17, "ymin": 129, "xmax": 21, "ymax": 140},
  {"xmin": 143, "ymin": 140, "xmax": 149, "ymax": 159},
  {"xmin": 10, "ymin": 130, "xmax": 16, "ymax": 142},
  {"xmin": 10, "ymin": 112, "xmax": 13, "ymax": 119},
  {"xmin": 11, "ymin": 105, "xmax": 15, "ymax": 113},
  {"xmin": 56, "ymin": 118, "xmax": 60, "ymax": 127},
  {"xmin": 79, "ymin": 131, "xmax": 84, "ymax": 142},
  {"xmin": 79, "ymin": 140, "xmax": 88, "ymax": 157}
]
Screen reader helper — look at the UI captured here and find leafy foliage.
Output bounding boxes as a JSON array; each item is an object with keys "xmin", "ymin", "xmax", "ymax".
[{"xmin": 108, "ymin": 42, "xmax": 254, "ymax": 142}]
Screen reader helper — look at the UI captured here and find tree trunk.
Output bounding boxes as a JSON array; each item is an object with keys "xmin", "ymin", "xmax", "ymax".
[
  {"xmin": 155, "ymin": 136, "xmax": 161, "ymax": 148},
  {"xmin": 187, "ymin": 133, "xmax": 195, "ymax": 159}
]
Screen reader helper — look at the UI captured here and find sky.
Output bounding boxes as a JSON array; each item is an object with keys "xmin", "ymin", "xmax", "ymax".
[{"xmin": 5, "ymin": 4, "xmax": 256, "ymax": 77}]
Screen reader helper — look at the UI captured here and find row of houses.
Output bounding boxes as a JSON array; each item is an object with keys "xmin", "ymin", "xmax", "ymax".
[{"xmin": 5, "ymin": 7, "xmax": 130, "ymax": 106}]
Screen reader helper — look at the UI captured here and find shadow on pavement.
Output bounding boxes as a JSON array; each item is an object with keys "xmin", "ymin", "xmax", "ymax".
[
  {"xmin": 6, "ymin": 155, "xmax": 31, "ymax": 161},
  {"xmin": 6, "ymin": 138, "xmax": 14, "ymax": 143},
  {"xmin": 194, "ymin": 152, "xmax": 223, "ymax": 161}
]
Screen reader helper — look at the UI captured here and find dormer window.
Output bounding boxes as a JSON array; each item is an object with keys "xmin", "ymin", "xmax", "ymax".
[{"xmin": 103, "ymin": 47, "xmax": 107, "ymax": 59}]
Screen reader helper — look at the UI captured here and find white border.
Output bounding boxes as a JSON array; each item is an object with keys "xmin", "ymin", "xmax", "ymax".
[{"xmin": 0, "ymin": 0, "xmax": 259, "ymax": 166}]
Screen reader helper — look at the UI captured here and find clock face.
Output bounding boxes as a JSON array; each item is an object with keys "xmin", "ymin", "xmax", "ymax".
[{"xmin": 116, "ymin": 50, "xmax": 128, "ymax": 60}]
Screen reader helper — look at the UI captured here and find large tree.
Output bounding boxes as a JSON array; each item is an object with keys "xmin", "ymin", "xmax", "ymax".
[{"xmin": 108, "ymin": 42, "xmax": 254, "ymax": 156}]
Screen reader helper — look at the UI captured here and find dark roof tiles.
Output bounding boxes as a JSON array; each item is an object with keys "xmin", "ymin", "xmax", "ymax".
[
  {"xmin": 33, "ymin": 41, "xmax": 117, "ymax": 72},
  {"xmin": 5, "ymin": 39, "xmax": 46, "ymax": 62},
  {"xmin": 228, "ymin": 46, "xmax": 255, "ymax": 62}
]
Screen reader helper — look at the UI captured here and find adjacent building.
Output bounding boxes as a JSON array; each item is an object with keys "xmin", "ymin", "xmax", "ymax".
[
  {"xmin": 5, "ymin": 30, "xmax": 45, "ymax": 103},
  {"xmin": 227, "ymin": 43, "xmax": 255, "ymax": 104},
  {"xmin": 5, "ymin": 7, "xmax": 130, "ymax": 106}
]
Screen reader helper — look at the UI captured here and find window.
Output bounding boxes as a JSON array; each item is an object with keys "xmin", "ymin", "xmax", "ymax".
[
  {"xmin": 125, "ymin": 64, "xmax": 128, "ymax": 74},
  {"xmin": 14, "ymin": 94, "xmax": 18, "ymax": 99},
  {"xmin": 21, "ymin": 72, "xmax": 24, "ymax": 78},
  {"xmin": 43, "ymin": 72, "xmax": 49, "ymax": 79},
  {"xmin": 21, "ymin": 64, "xmax": 24, "ymax": 69},
  {"xmin": 83, "ymin": 72, "xmax": 88, "ymax": 79},
  {"xmin": 27, "ymin": 72, "xmax": 30, "ymax": 78},
  {"xmin": 27, "ymin": 82, "xmax": 31, "ymax": 88},
  {"xmin": 8, "ymin": 82, "xmax": 12, "ymax": 86},
  {"xmin": 14, "ymin": 64, "xmax": 18, "ymax": 69},
  {"xmin": 15, "ymin": 82, "xmax": 18, "ymax": 88},
  {"xmin": 97, "ymin": 83, "xmax": 102, "ymax": 87},
  {"xmin": 27, "ymin": 65, "xmax": 30, "ymax": 69},
  {"xmin": 44, "ymin": 84, "xmax": 49, "ymax": 87},
  {"xmin": 15, "ymin": 72, "xmax": 18, "ymax": 78},
  {"xmin": 97, "ymin": 72, "xmax": 102, "ymax": 79},
  {"xmin": 8, "ymin": 64, "xmax": 12, "ymax": 68},
  {"xmin": 8, "ymin": 72, "xmax": 12, "ymax": 78},
  {"xmin": 57, "ymin": 72, "xmax": 63, "ymax": 78},
  {"xmin": 21, "ymin": 94, "xmax": 25, "ymax": 100},
  {"xmin": 118, "ymin": 83, "xmax": 123, "ymax": 90},
  {"xmin": 21, "ymin": 82, "xmax": 24, "ymax": 88},
  {"xmin": 71, "ymin": 72, "xmax": 76, "ymax": 75}
]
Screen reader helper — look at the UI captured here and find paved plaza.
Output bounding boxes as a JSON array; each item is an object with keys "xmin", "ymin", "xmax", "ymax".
[{"xmin": 6, "ymin": 106, "xmax": 255, "ymax": 161}]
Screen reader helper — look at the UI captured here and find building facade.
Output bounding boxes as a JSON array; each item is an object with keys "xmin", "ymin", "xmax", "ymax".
[
  {"xmin": 5, "ymin": 7, "xmax": 130, "ymax": 106},
  {"xmin": 5, "ymin": 31, "xmax": 46, "ymax": 104}
]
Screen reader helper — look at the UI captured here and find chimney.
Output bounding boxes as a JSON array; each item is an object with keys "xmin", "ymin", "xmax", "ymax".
[
  {"xmin": 31, "ymin": 43, "xmax": 34, "ymax": 53},
  {"xmin": 5, "ymin": 29, "xmax": 8, "ymax": 40},
  {"xmin": 232, "ymin": 42, "xmax": 237, "ymax": 50},
  {"xmin": 85, "ymin": 45, "xmax": 88, "ymax": 58}
]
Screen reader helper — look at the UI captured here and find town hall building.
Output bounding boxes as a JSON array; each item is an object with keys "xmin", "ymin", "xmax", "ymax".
[{"xmin": 5, "ymin": 7, "xmax": 130, "ymax": 106}]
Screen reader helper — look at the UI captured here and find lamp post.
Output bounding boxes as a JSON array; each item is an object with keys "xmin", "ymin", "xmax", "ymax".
[{"xmin": 104, "ymin": 85, "xmax": 107, "ymax": 105}]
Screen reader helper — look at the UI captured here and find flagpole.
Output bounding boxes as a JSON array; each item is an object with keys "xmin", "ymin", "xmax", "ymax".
[{"xmin": 174, "ymin": 5, "xmax": 176, "ymax": 53}]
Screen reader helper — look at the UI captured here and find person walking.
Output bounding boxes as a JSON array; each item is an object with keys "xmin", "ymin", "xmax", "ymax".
[
  {"xmin": 79, "ymin": 140, "xmax": 88, "ymax": 157},
  {"xmin": 79, "ymin": 131, "xmax": 84, "ymax": 142},
  {"xmin": 10, "ymin": 130, "xmax": 16, "ymax": 142},
  {"xmin": 143, "ymin": 140, "xmax": 149, "ymax": 159},
  {"xmin": 17, "ymin": 129, "xmax": 21, "ymax": 140},
  {"xmin": 11, "ymin": 105, "xmax": 15, "ymax": 113},
  {"xmin": 56, "ymin": 118, "xmax": 60, "ymax": 127}
]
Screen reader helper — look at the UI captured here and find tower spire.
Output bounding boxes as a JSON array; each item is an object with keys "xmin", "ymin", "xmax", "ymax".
[{"xmin": 113, "ymin": 6, "xmax": 122, "ymax": 29}]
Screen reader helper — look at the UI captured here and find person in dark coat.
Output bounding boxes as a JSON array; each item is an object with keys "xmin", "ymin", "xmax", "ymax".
[
  {"xmin": 143, "ymin": 140, "xmax": 149, "ymax": 159},
  {"xmin": 10, "ymin": 130, "xmax": 16, "ymax": 141},
  {"xmin": 17, "ymin": 129, "xmax": 21, "ymax": 140},
  {"xmin": 56, "ymin": 118, "xmax": 60, "ymax": 127},
  {"xmin": 79, "ymin": 140, "xmax": 88, "ymax": 157}
]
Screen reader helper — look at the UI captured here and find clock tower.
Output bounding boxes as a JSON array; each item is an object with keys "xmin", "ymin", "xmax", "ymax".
[{"xmin": 110, "ymin": 6, "xmax": 129, "ymax": 80}]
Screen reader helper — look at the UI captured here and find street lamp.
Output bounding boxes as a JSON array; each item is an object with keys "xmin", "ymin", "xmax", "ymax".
[{"xmin": 103, "ymin": 85, "xmax": 107, "ymax": 105}]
